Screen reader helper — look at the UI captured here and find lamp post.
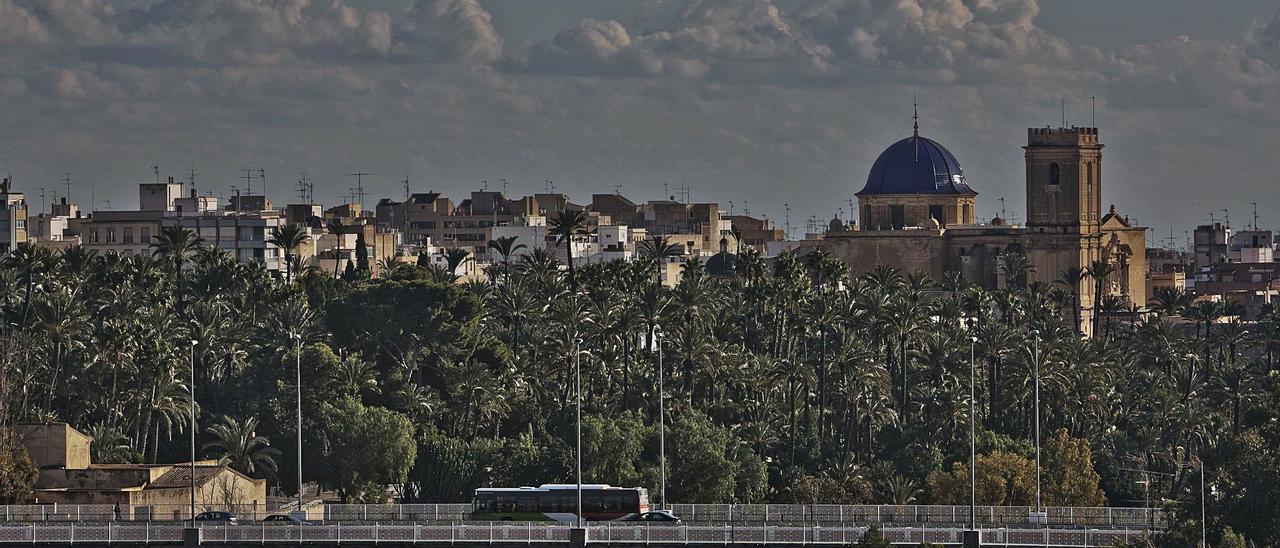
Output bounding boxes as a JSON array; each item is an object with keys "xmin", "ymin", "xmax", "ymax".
[
  {"xmin": 968, "ymin": 336, "xmax": 978, "ymax": 531},
  {"xmin": 1031, "ymin": 329, "xmax": 1042, "ymax": 515},
  {"xmin": 188, "ymin": 339, "xmax": 198, "ymax": 526},
  {"xmin": 293, "ymin": 332, "xmax": 304, "ymax": 515},
  {"xmin": 574, "ymin": 338, "xmax": 583, "ymax": 529},
  {"xmin": 656, "ymin": 330, "xmax": 667, "ymax": 510}
]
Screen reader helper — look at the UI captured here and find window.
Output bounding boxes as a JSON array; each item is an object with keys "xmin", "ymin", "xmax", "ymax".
[
  {"xmin": 889, "ymin": 205, "xmax": 906, "ymax": 229},
  {"xmin": 91, "ymin": 230, "xmax": 99, "ymax": 244},
  {"xmin": 1049, "ymin": 163, "xmax": 1061, "ymax": 186},
  {"xmin": 107, "ymin": 229, "xmax": 116, "ymax": 243},
  {"xmin": 962, "ymin": 204, "xmax": 971, "ymax": 223},
  {"xmin": 141, "ymin": 227, "xmax": 151, "ymax": 243},
  {"xmin": 123, "ymin": 227, "xmax": 133, "ymax": 244}
]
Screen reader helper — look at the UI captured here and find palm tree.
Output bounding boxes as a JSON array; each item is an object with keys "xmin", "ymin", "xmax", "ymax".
[
  {"xmin": 150, "ymin": 225, "xmax": 204, "ymax": 314},
  {"xmin": 203, "ymin": 415, "xmax": 281, "ymax": 478},
  {"xmin": 487, "ymin": 236, "xmax": 528, "ymax": 281},
  {"xmin": 267, "ymin": 224, "xmax": 309, "ymax": 283},
  {"xmin": 1055, "ymin": 266, "xmax": 1087, "ymax": 335},
  {"xmin": 326, "ymin": 218, "xmax": 345, "ymax": 278},
  {"xmin": 549, "ymin": 209, "xmax": 590, "ymax": 291},
  {"xmin": 444, "ymin": 248, "xmax": 472, "ymax": 276},
  {"xmin": 1086, "ymin": 260, "xmax": 1117, "ymax": 336}
]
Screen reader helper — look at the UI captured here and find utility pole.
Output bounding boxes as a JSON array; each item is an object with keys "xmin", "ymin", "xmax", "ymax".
[
  {"xmin": 188, "ymin": 340, "xmax": 198, "ymax": 526},
  {"xmin": 1032, "ymin": 329, "xmax": 1042, "ymax": 517},
  {"xmin": 657, "ymin": 331, "xmax": 667, "ymax": 510},
  {"xmin": 293, "ymin": 333, "xmax": 304, "ymax": 515}
]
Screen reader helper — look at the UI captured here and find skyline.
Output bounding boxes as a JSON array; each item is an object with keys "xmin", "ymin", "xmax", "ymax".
[{"xmin": 1, "ymin": 0, "xmax": 1278, "ymax": 247}]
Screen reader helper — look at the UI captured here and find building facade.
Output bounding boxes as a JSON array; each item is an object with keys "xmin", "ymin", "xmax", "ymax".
[{"xmin": 822, "ymin": 125, "xmax": 1147, "ymax": 335}]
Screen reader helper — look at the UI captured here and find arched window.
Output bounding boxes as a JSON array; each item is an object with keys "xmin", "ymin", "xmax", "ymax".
[{"xmin": 1049, "ymin": 162, "xmax": 1061, "ymax": 186}]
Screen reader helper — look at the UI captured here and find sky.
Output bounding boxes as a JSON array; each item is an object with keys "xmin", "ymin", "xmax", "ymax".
[{"xmin": 2, "ymin": 0, "xmax": 1278, "ymax": 247}]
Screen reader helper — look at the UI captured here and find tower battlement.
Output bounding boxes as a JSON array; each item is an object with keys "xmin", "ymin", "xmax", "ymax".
[{"xmin": 1028, "ymin": 126, "xmax": 1101, "ymax": 147}]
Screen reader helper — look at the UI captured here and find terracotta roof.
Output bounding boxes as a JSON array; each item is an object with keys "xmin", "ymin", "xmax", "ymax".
[{"xmin": 146, "ymin": 465, "xmax": 223, "ymax": 489}]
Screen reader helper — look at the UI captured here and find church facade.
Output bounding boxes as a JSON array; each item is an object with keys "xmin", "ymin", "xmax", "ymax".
[{"xmin": 821, "ymin": 124, "xmax": 1147, "ymax": 335}]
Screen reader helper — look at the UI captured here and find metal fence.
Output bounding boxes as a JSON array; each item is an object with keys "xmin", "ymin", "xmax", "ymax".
[
  {"xmin": 0, "ymin": 503, "xmax": 1166, "ymax": 529},
  {"xmin": 0, "ymin": 522, "xmax": 1153, "ymax": 546}
]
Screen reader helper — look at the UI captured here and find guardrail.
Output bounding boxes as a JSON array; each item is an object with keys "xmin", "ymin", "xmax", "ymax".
[
  {"xmin": 0, "ymin": 522, "xmax": 1154, "ymax": 546},
  {"xmin": 1, "ymin": 503, "xmax": 1166, "ymax": 529}
]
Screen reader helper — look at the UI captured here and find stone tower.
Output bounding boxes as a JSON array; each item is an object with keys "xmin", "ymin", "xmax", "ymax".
[{"xmin": 1024, "ymin": 127, "xmax": 1103, "ymax": 233}]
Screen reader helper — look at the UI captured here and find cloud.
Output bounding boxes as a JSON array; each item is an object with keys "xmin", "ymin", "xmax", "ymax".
[{"xmin": 398, "ymin": 0, "xmax": 503, "ymax": 63}]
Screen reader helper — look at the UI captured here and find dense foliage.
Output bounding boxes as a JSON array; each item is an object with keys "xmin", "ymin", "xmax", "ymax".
[{"xmin": 1, "ymin": 232, "xmax": 1278, "ymax": 544}]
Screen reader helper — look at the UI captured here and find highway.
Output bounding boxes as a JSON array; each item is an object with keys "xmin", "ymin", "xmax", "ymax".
[{"xmin": 0, "ymin": 521, "xmax": 1154, "ymax": 547}]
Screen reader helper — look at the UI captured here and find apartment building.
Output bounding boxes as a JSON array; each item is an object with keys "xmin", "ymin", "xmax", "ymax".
[{"xmin": 0, "ymin": 177, "xmax": 28, "ymax": 252}]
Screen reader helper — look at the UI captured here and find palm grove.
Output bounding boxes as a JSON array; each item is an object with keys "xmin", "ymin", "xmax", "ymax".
[{"xmin": 0, "ymin": 213, "xmax": 1276, "ymax": 545}]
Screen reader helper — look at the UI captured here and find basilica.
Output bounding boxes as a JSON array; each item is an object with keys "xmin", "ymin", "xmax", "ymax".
[{"xmin": 820, "ymin": 120, "xmax": 1147, "ymax": 335}]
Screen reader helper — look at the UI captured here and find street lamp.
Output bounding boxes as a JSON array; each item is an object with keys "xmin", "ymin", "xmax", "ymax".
[
  {"xmin": 656, "ymin": 330, "xmax": 667, "ymax": 510},
  {"xmin": 1031, "ymin": 329, "xmax": 1042, "ymax": 516},
  {"xmin": 188, "ymin": 339, "xmax": 198, "ymax": 526},
  {"xmin": 574, "ymin": 338, "xmax": 584, "ymax": 529},
  {"xmin": 292, "ymin": 332, "xmax": 304, "ymax": 516},
  {"xmin": 968, "ymin": 335, "xmax": 978, "ymax": 531}
]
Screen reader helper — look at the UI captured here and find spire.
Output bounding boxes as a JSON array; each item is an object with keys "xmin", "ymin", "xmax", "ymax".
[
  {"xmin": 912, "ymin": 94, "xmax": 919, "ymax": 137},
  {"xmin": 913, "ymin": 94, "xmax": 919, "ymax": 163}
]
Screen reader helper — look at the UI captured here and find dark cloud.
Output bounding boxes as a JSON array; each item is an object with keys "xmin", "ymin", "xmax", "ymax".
[{"xmin": 0, "ymin": 0, "xmax": 1276, "ymax": 235}]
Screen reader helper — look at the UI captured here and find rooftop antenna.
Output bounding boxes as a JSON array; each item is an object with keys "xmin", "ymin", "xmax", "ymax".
[
  {"xmin": 1091, "ymin": 96, "xmax": 1096, "ymax": 127},
  {"xmin": 500, "ymin": 178, "xmax": 508, "ymax": 195},
  {"xmin": 999, "ymin": 197, "xmax": 1007, "ymax": 221},
  {"xmin": 61, "ymin": 173, "xmax": 72, "ymax": 203},
  {"xmin": 90, "ymin": 179, "xmax": 95, "ymax": 213},
  {"xmin": 743, "ymin": 200, "xmax": 750, "ymax": 216},
  {"xmin": 728, "ymin": 200, "xmax": 734, "ymax": 215},
  {"xmin": 613, "ymin": 184, "xmax": 622, "ymax": 195},
  {"xmin": 1222, "ymin": 209, "xmax": 1230, "ymax": 228},
  {"xmin": 344, "ymin": 172, "xmax": 372, "ymax": 208},
  {"xmin": 241, "ymin": 169, "xmax": 256, "ymax": 198},
  {"xmin": 482, "ymin": 179, "xmax": 488, "ymax": 191},
  {"xmin": 784, "ymin": 202, "xmax": 791, "ymax": 240},
  {"xmin": 37, "ymin": 187, "xmax": 46, "ymax": 213},
  {"xmin": 258, "ymin": 168, "xmax": 267, "ymax": 199},
  {"xmin": 152, "ymin": 165, "xmax": 160, "ymax": 183},
  {"xmin": 297, "ymin": 170, "xmax": 311, "ymax": 202},
  {"xmin": 404, "ymin": 176, "xmax": 411, "ymax": 200},
  {"xmin": 187, "ymin": 166, "xmax": 200, "ymax": 196},
  {"xmin": 662, "ymin": 182, "xmax": 669, "ymax": 199},
  {"xmin": 1251, "ymin": 202, "xmax": 1258, "ymax": 230},
  {"xmin": 1061, "ymin": 98, "xmax": 1066, "ymax": 127}
]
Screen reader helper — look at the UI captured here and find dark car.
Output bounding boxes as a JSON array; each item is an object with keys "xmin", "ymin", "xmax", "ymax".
[
  {"xmin": 263, "ymin": 514, "xmax": 308, "ymax": 524},
  {"xmin": 625, "ymin": 510, "xmax": 681, "ymax": 523},
  {"xmin": 193, "ymin": 511, "xmax": 237, "ymax": 524}
]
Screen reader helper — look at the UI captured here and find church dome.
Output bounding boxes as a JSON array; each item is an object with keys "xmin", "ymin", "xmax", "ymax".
[{"xmin": 856, "ymin": 134, "xmax": 976, "ymax": 197}]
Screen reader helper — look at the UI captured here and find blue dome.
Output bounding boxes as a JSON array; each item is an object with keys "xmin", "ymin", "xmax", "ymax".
[{"xmin": 856, "ymin": 134, "xmax": 976, "ymax": 196}]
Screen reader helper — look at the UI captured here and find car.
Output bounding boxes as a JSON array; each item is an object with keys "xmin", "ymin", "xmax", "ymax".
[
  {"xmin": 193, "ymin": 511, "xmax": 237, "ymax": 524},
  {"xmin": 262, "ymin": 514, "xmax": 308, "ymax": 525},
  {"xmin": 624, "ymin": 510, "xmax": 681, "ymax": 523}
]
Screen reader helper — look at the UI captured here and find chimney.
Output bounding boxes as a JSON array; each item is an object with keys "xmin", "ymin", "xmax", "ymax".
[{"xmin": 168, "ymin": 176, "xmax": 174, "ymax": 184}]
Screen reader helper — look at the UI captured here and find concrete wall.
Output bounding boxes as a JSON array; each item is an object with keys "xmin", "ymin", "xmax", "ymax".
[{"xmin": 16, "ymin": 424, "xmax": 91, "ymax": 470}]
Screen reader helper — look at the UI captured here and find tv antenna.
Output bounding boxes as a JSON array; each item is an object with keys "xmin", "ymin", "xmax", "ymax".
[
  {"xmin": 1222, "ymin": 209, "xmax": 1230, "ymax": 228},
  {"xmin": 999, "ymin": 197, "xmax": 1007, "ymax": 221},
  {"xmin": 403, "ymin": 176, "xmax": 411, "ymax": 200},
  {"xmin": 784, "ymin": 202, "xmax": 791, "ymax": 240},
  {"xmin": 544, "ymin": 179, "xmax": 554, "ymax": 193},
  {"xmin": 188, "ymin": 166, "xmax": 200, "ymax": 196},
  {"xmin": 297, "ymin": 171, "xmax": 312, "ymax": 202},
  {"xmin": 37, "ymin": 187, "xmax": 46, "ymax": 213},
  {"xmin": 613, "ymin": 184, "xmax": 623, "ymax": 195},
  {"xmin": 728, "ymin": 200, "xmax": 734, "ymax": 215},
  {"xmin": 500, "ymin": 178, "xmax": 508, "ymax": 195},
  {"xmin": 1251, "ymin": 202, "xmax": 1258, "ymax": 230},
  {"xmin": 241, "ymin": 169, "xmax": 256, "ymax": 197},
  {"xmin": 258, "ymin": 168, "xmax": 267, "ymax": 199},
  {"xmin": 151, "ymin": 165, "xmax": 160, "ymax": 183},
  {"xmin": 743, "ymin": 200, "xmax": 750, "ymax": 216},
  {"xmin": 1091, "ymin": 96, "xmax": 1096, "ymax": 127},
  {"xmin": 344, "ymin": 172, "xmax": 372, "ymax": 207}
]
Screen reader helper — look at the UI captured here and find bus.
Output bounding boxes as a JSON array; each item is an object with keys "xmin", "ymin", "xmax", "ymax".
[{"xmin": 471, "ymin": 484, "xmax": 649, "ymax": 522}]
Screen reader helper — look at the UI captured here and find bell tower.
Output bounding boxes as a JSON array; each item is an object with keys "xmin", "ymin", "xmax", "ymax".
[{"xmin": 1024, "ymin": 127, "xmax": 1103, "ymax": 233}]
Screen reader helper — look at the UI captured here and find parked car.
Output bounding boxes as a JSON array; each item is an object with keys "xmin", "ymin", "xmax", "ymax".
[
  {"xmin": 624, "ymin": 510, "xmax": 681, "ymax": 523},
  {"xmin": 262, "ymin": 514, "xmax": 308, "ymax": 525},
  {"xmin": 193, "ymin": 511, "xmax": 237, "ymax": 524}
]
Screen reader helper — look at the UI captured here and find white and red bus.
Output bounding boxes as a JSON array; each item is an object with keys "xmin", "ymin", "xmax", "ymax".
[{"xmin": 471, "ymin": 484, "xmax": 650, "ymax": 522}]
